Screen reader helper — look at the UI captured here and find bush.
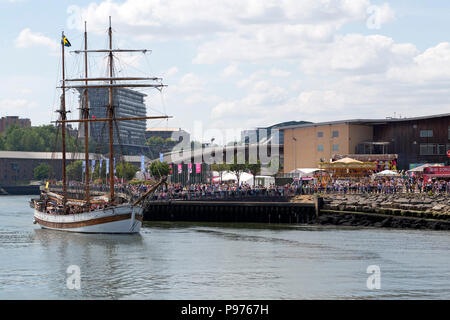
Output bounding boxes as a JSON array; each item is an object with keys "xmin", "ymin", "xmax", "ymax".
[{"xmin": 34, "ymin": 163, "xmax": 53, "ymax": 180}]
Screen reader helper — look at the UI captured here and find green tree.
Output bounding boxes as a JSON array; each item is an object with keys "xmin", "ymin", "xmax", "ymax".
[
  {"xmin": 149, "ymin": 161, "xmax": 171, "ymax": 179},
  {"xmin": 33, "ymin": 163, "xmax": 53, "ymax": 180},
  {"xmin": 92, "ymin": 162, "xmax": 107, "ymax": 181},
  {"xmin": 66, "ymin": 160, "xmax": 84, "ymax": 181},
  {"xmin": 146, "ymin": 136, "xmax": 178, "ymax": 159},
  {"xmin": 211, "ymin": 163, "xmax": 229, "ymax": 183},
  {"xmin": 247, "ymin": 160, "xmax": 261, "ymax": 185},
  {"xmin": 116, "ymin": 162, "xmax": 139, "ymax": 181},
  {"xmin": 228, "ymin": 154, "xmax": 247, "ymax": 185}
]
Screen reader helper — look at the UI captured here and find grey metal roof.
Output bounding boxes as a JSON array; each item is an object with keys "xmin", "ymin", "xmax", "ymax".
[
  {"xmin": 0, "ymin": 151, "xmax": 149, "ymax": 163},
  {"xmin": 279, "ymin": 113, "xmax": 450, "ymax": 130}
]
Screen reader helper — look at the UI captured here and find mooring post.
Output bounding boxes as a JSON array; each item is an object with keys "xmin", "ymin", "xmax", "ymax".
[{"xmin": 314, "ymin": 196, "xmax": 323, "ymax": 217}]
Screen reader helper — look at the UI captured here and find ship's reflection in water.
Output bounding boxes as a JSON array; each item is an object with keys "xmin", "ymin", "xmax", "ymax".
[{"xmin": 0, "ymin": 196, "xmax": 449, "ymax": 299}]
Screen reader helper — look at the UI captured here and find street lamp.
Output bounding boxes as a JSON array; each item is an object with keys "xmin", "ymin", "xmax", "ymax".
[{"xmin": 292, "ymin": 137, "xmax": 297, "ymax": 172}]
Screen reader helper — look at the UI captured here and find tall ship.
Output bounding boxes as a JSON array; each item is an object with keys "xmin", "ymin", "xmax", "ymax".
[{"xmin": 31, "ymin": 18, "xmax": 169, "ymax": 233}]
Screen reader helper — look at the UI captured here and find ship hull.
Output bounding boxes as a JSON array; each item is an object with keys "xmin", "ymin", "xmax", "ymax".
[{"xmin": 33, "ymin": 204, "xmax": 142, "ymax": 234}]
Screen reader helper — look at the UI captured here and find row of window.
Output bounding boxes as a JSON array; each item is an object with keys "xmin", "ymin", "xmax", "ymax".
[
  {"xmin": 317, "ymin": 144, "xmax": 339, "ymax": 152},
  {"xmin": 317, "ymin": 130, "xmax": 339, "ymax": 138},
  {"xmin": 419, "ymin": 144, "xmax": 450, "ymax": 155},
  {"xmin": 419, "ymin": 127, "xmax": 450, "ymax": 139},
  {"xmin": 315, "ymin": 128, "xmax": 450, "ymax": 140}
]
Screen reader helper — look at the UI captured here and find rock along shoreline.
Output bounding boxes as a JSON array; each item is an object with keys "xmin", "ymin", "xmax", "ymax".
[{"xmin": 291, "ymin": 193, "xmax": 450, "ymax": 230}]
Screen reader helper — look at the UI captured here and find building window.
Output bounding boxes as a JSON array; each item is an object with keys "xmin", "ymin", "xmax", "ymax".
[
  {"xmin": 317, "ymin": 131, "xmax": 323, "ymax": 138},
  {"xmin": 420, "ymin": 144, "xmax": 438, "ymax": 155},
  {"xmin": 438, "ymin": 144, "xmax": 446, "ymax": 155},
  {"xmin": 318, "ymin": 145, "xmax": 324, "ymax": 151},
  {"xmin": 332, "ymin": 144, "xmax": 339, "ymax": 151},
  {"xmin": 332, "ymin": 130, "xmax": 339, "ymax": 138},
  {"xmin": 420, "ymin": 130, "xmax": 433, "ymax": 138}
]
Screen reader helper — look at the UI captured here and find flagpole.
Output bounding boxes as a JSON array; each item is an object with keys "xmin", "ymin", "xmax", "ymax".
[{"xmin": 60, "ymin": 31, "xmax": 68, "ymax": 212}]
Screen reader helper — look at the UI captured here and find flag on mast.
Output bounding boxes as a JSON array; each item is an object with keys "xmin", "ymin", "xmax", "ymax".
[{"xmin": 61, "ymin": 34, "xmax": 71, "ymax": 47}]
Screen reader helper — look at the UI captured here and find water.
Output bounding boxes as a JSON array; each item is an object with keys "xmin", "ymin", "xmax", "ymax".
[{"xmin": 0, "ymin": 195, "xmax": 449, "ymax": 299}]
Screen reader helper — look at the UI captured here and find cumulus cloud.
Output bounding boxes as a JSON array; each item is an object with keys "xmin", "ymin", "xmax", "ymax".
[
  {"xmin": 15, "ymin": 28, "xmax": 59, "ymax": 53},
  {"xmin": 386, "ymin": 42, "xmax": 450, "ymax": 83},
  {"xmin": 300, "ymin": 34, "xmax": 419, "ymax": 75},
  {"xmin": 62, "ymin": 1, "xmax": 450, "ymax": 134}
]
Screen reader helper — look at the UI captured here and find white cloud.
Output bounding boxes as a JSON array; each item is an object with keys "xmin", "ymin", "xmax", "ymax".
[
  {"xmin": 165, "ymin": 66, "xmax": 179, "ymax": 77},
  {"xmin": 366, "ymin": 4, "xmax": 396, "ymax": 30},
  {"xmin": 299, "ymin": 34, "xmax": 418, "ymax": 75},
  {"xmin": 386, "ymin": 42, "xmax": 450, "ymax": 83},
  {"xmin": 221, "ymin": 64, "xmax": 242, "ymax": 77},
  {"xmin": 14, "ymin": 28, "xmax": 59, "ymax": 53}
]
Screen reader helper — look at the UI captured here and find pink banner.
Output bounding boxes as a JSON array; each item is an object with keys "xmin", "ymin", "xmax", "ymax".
[
  {"xmin": 178, "ymin": 164, "xmax": 182, "ymax": 174},
  {"xmin": 196, "ymin": 163, "xmax": 201, "ymax": 173},
  {"xmin": 188, "ymin": 163, "xmax": 192, "ymax": 173},
  {"xmin": 169, "ymin": 164, "xmax": 173, "ymax": 174}
]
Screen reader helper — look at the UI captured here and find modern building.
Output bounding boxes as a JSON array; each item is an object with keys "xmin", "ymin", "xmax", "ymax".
[
  {"xmin": 145, "ymin": 127, "xmax": 190, "ymax": 144},
  {"xmin": 78, "ymin": 88, "xmax": 148, "ymax": 155},
  {"xmin": 241, "ymin": 121, "xmax": 312, "ymax": 171},
  {"xmin": 281, "ymin": 113, "xmax": 450, "ymax": 172},
  {"xmin": 0, "ymin": 116, "xmax": 31, "ymax": 133}
]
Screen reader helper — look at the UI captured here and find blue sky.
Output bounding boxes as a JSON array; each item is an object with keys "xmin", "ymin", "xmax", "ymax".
[{"xmin": 1, "ymin": 0, "xmax": 450, "ymax": 143}]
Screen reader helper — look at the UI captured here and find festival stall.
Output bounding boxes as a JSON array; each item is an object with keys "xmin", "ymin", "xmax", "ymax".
[
  {"xmin": 318, "ymin": 157, "xmax": 377, "ymax": 179},
  {"xmin": 422, "ymin": 166, "xmax": 450, "ymax": 182}
]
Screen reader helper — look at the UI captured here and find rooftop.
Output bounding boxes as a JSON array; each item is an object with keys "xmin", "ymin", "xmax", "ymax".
[
  {"xmin": 145, "ymin": 127, "xmax": 185, "ymax": 132},
  {"xmin": 0, "ymin": 151, "xmax": 149, "ymax": 163},
  {"xmin": 279, "ymin": 113, "xmax": 450, "ymax": 130}
]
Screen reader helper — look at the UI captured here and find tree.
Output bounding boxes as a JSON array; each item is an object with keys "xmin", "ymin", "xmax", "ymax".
[
  {"xmin": 149, "ymin": 161, "xmax": 170, "ymax": 179},
  {"xmin": 211, "ymin": 163, "xmax": 229, "ymax": 183},
  {"xmin": 116, "ymin": 162, "xmax": 139, "ymax": 181},
  {"xmin": 247, "ymin": 160, "xmax": 261, "ymax": 186},
  {"xmin": 33, "ymin": 163, "xmax": 53, "ymax": 180},
  {"xmin": 66, "ymin": 160, "xmax": 83, "ymax": 181},
  {"xmin": 146, "ymin": 136, "xmax": 178, "ymax": 159},
  {"xmin": 92, "ymin": 162, "xmax": 107, "ymax": 182},
  {"xmin": 228, "ymin": 154, "xmax": 247, "ymax": 185}
]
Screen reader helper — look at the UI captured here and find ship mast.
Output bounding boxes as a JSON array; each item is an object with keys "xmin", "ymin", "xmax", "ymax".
[
  {"xmin": 107, "ymin": 16, "xmax": 115, "ymax": 203},
  {"xmin": 57, "ymin": 17, "xmax": 170, "ymax": 207},
  {"xmin": 83, "ymin": 22, "xmax": 90, "ymax": 207},
  {"xmin": 60, "ymin": 31, "xmax": 68, "ymax": 211}
]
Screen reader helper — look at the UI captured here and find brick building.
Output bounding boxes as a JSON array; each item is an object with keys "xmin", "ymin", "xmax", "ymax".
[{"xmin": 0, "ymin": 116, "xmax": 31, "ymax": 133}]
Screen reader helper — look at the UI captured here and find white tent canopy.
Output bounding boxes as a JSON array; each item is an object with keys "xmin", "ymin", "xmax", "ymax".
[
  {"xmin": 408, "ymin": 163, "xmax": 443, "ymax": 172},
  {"xmin": 290, "ymin": 168, "xmax": 323, "ymax": 177},
  {"xmin": 218, "ymin": 171, "xmax": 254, "ymax": 185},
  {"xmin": 375, "ymin": 169, "xmax": 400, "ymax": 176}
]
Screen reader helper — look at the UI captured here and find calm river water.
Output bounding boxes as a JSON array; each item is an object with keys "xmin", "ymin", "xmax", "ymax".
[{"xmin": 0, "ymin": 195, "xmax": 449, "ymax": 299}]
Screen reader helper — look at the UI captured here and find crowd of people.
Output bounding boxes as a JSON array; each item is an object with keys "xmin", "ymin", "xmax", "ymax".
[{"xmin": 50, "ymin": 175, "xmax": 450, "ymax": 203}]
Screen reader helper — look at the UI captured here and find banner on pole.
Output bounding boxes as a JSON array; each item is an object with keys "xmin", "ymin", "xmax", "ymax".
[
  {"xmin": 178, "ymin": 163, "xmax": 182, "ymax": 174},
  {"xmin": 159, "ymin": 153, "xmax": 164, "ymax": 162},
  {"xmin": 188, "ymin": 163, "xmax": 192, "ymax": 174},
  {"xmin": 82, "ymin": 160, "xmax": 86, "ymax": 173},
  {"xmin": 106, "ymin": 159, "xmax": 109, "ymax": 174},
  {"xmin": 195, "ymin": 163, "xmax": 201, "ymax": 173},
  {"xmin": 141, "ymin": 155, "xmax": 145, "ymax": 173}
]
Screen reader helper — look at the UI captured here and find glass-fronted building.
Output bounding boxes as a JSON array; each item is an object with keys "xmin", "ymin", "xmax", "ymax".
[{"xmin": 78, "ymin": 88, "xmax": 147, "ymax": 155}]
